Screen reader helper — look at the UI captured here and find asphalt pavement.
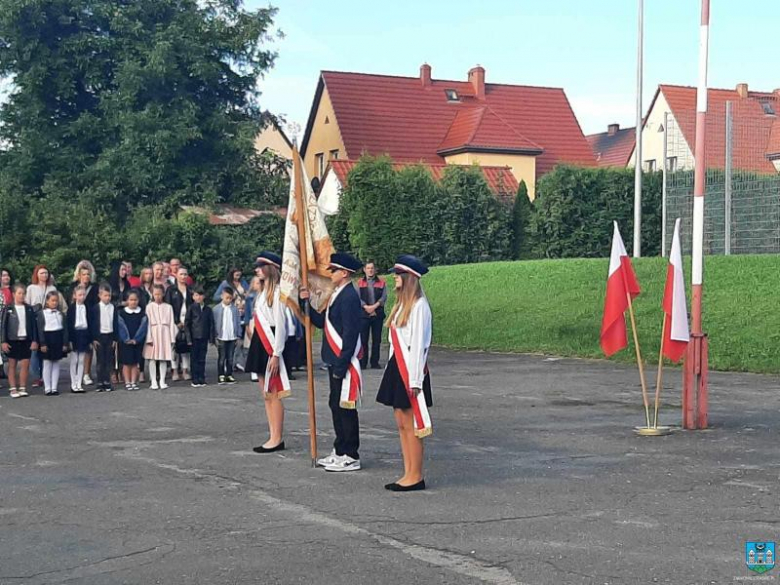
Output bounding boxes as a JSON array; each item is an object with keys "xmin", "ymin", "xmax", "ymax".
[{"xmin": 1, "ymin": 347, "xmax": 778, "ymax": 584}]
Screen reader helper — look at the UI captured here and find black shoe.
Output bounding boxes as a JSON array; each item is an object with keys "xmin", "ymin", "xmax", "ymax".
[
  {"xmin": 387, "ymin": 480, "xmax": 426, "ymax": 492},
  {"xmin": 225, "ymin": 376, "xmax": 236, "ymax": 384},
  {"xmin": 252, "ymin": 441, "xmax": 285, "ymax": 453},
  {"xmin": 51, "ymin": 390, "xmax": 60, "ymax": 396}
]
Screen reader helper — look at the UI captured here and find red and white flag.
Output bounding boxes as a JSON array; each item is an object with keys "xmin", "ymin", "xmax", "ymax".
[
  {"xmin": 661, "ymin": 218, "xmax": 689, "ymax": 362},
  {"xmin": 600, "ymin": 222, "xmax": 641, "ymax": 356}
]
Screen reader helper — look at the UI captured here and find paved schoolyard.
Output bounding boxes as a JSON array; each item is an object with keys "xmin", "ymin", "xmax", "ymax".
[{"xmin": 0, "ymin": 347, "xmax": 778, "ymax": 585}]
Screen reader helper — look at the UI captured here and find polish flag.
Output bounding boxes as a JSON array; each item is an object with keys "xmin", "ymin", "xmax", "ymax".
[
  {"xmin": 662, "ymin": 219, "xmax": 690, "ymax": 362},
  {"xmin": 600, "ymin": 222, "xmax": 641, "ymax": 357}
]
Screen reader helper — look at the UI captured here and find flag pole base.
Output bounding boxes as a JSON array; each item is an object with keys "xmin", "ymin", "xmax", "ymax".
[{"xmin": 634, "ymin": 425, "xmax": 673, "ymax": 436}]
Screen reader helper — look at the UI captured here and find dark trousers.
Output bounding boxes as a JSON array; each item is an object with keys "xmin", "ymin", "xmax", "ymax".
[
  {"xmin": 217, "ymin": 339, "xmax": 235, "ymax": 377},
  {"xmin": 328, "ymin": 368, "xmax": 360, "ymax": 459},
  {"xmin": 191, "ymin": 339, "xmax": 208, "ymax": 383},
  {"xmin": 96, "ymin": 333, "xmax": 115, "ymax": 386},
  {"xmin": 360, "ymin": 315, "xmax": 383, "ymax": 368}
]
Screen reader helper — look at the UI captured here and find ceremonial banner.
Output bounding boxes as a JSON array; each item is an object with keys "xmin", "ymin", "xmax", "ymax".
[
  {"xmin": 280, "ymin": 150, "xmax": 336, "ymax": 316},
  {"xmin": 600, "ymin": 221, "xmax": 642, "ymax": 357},
  {"xmin": 662, "ymin": 219, "xmax": 690, "ymax": 362}
]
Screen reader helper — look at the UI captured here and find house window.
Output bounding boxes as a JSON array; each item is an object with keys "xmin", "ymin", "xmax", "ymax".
[
  {"xmin": 644, "ymin": 159, "xmax": 656, "ymax": 172},
  {"xmin": 315, "ymin": 153, "xmax": 324, "ymax": 178},
  {"xmin": 666, "ymin": 157, "xmax": 678, "ymax": 172},
  {"xmin": 329, "ymin": 149, "xmax": 339, "ymax": 161},
  {"xmin": 445, "ymin": 89, "xmax": 460, "ymax": 102}
]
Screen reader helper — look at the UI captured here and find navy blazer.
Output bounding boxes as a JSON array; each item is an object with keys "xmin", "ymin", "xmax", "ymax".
[
  {"xmin": 89, "ymin": 303, "xmax": 120, "ymax": 340},
  {"xmin": 309, "ymin": 283, "xmax": 362, "ymax": 379}
]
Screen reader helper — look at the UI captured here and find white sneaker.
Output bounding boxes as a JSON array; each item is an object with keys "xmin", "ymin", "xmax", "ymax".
[
  {"xmin": 316, "ymin": 449, "xmax": 339, "ymax": 467},
  {"xmin": 324, "ymin": 455, "xmax": 361, "ymax": 473},
  {"xmin": 250, "ymin": 372, "xmax": 258, "ymax": 382},
  {"xmin": 83, "ymin": 375, "xmax": 94, "ymax": 386}
]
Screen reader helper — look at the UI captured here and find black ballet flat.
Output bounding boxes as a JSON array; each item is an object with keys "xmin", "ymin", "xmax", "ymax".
[
  {"xmin": 387, "ymin": 480, "xmax": 426, "ymax": 492},
  {"xmin": 252, "ymin": 441, "xmax": 285, "ymax": 454}
]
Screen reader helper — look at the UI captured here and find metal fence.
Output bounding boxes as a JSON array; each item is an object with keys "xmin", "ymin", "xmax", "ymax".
[{"xmin": 663, "ymin": 101, "xmax": 780, "ymax": 256}]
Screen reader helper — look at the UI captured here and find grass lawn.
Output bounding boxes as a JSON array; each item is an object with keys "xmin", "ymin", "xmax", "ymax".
[{"xmin": 413, "ymin": 255, "xmax": 779, "ymax": 374}]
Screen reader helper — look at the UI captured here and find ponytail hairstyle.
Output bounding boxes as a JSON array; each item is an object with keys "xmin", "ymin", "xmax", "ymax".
[{"xmin": 387, "ymin": 272, "xmax": 424, "ymax": 328}]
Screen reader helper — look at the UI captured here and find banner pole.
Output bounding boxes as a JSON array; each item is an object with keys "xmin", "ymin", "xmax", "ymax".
[
  {"xmin": 626, "ymin": 292, "xmax": 650, "ymax": 427},
  {"xmin": 653, "ymin": 314, "xmax": 666, "ymax": 428},
  {"xmin": 293, "ymin": 149, "xmax": 318, "ymax": 466}
]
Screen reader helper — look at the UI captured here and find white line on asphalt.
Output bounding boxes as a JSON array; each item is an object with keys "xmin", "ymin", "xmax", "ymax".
[{"xmin": 120, "ymin": 452, "xmax": 527, "ymax": 585}]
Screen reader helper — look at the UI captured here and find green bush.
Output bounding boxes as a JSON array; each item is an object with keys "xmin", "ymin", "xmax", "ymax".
[
  {"xmin": 332, "ymin": 156, "xmax": 513, "ymax": 269},
  {"xmin": 530, "ymin": 165, "xmax": 661, "ymax": 258}
]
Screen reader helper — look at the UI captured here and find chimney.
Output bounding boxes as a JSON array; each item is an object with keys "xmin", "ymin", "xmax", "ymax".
[
  {"xmin": 420, "ymin": 63, "xmax": 432, "ymax": 88},
  {"xmin": 607, "ymin": 123, "xmax": 620, "ymax": 136},
  {"xmin": 736, "ymin": 83, "xmax": 749, "ymax": 99},
  {"xmin": 468, "ymin": 65, "xmax": 486, "ymax": 100}
]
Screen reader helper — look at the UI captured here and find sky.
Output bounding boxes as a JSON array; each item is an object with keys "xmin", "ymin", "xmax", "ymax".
[{"xmin": 251, "ymin": 0, "xmax": 778, "ymax": 142}]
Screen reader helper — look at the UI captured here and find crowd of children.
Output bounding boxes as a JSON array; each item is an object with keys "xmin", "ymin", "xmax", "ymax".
[{"xmin": 0, "ymin": 258, "xmax": 305, "ymax": 397}]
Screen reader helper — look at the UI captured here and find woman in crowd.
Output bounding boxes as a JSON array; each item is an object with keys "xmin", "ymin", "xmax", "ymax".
[
  {"xmin": 376, "ymin": 255, "xmax": 434, "ymax": 492},
  {"xmin": 1, "ymin": 268, "xmax": 13, "ymax": 306},
  {"xmin": 138, "ymin": 267, "xmax": 154, "ymax": 307},
  {"xmin": 152, "ymin": 262, "xmax": 168, "ymax": 289},
  {"xmin": 71, "ymin": 261, "xmax": 98, "ymax": 386},
  {"xmin": 25, "ymin": 265, "xmax": 62, "ymax": 387},
  {"xmin": 109, "ymin": 262, "xmax": 131, "ymax": 308},
  {"xmin": 164, "ymin": 266, "xmax": 193, "ymax": 381}
]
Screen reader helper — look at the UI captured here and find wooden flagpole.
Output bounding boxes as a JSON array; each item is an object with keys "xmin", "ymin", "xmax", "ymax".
[
  {"xmin": 653, "ymin": 314, "xmax": 666, "ymax": 428},
  {"xmin": 292, "ymin": 149, "xmax": 318, "ymax": 466},
  {"xmin": 626, "ymin": 292, "xmax": 651, "ymax": 428}
]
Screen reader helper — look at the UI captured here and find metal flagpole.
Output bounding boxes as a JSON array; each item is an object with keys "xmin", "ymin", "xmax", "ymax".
[
  {"xmin": 292, "ymin": 148, "xmax": 319, "ymax": 464},
  {"xmin": 683, "ymin": 0, "xmax": 710, "ymax": 430},
  {"xmin": 633, "ymin": 0, "xmax": 644, "ymax": 258},
  {"xmin": 662, "ymin": 111, "xmax": 668, "ymax": 257}
]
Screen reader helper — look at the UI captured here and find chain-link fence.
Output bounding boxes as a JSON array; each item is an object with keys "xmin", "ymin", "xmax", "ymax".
[{"xmin": 664, "ymin": 98, "xmax": 780, "ymax": 255}]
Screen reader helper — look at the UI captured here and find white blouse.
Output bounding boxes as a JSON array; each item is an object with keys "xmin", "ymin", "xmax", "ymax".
[
  {"xmin": 15, "ymin": 304, "xmax": 27, "ymax": 338},
  {"xmin": 26, "ymin": 284, "xmax": 56, "ymax": 308},
  {"xmin": 253, "ymin": 288, "xmax": 287, "ymax": 356},
  {"xmin": 388, "ymin": 297, "xmax": 433, "ymax": 389},
  {"xmin": 74, "ymin": 304, "xmax": 88, "ymax": 329},
  {"xmin": 43, "ymin": 309, "xmax": 64, "ymax": 331}
]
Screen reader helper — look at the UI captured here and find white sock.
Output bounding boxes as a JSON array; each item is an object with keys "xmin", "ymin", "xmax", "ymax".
[
  {"xmin": 43, "ymin": 360, "xmax": 53, "ymax": 391},
  {"xmin": 51, "ymin": 361, "xmax": 60, "ymax": 390},
  {"xmin": 159, "ymin": 361, "xmax": 168, "ymax": 386}
]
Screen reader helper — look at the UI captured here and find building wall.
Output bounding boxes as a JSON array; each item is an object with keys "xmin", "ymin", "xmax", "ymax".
[
  {"xmin": 303, "ymin": 87, "xmax": 346, "ymax": 181},
  {"xmin": 254, "ymin": 124, "xmax": 293, "ymax": 160},
  {"xmin": 443, "ymin": 152, "xmax": 537, "ymax": 199},
  {"xmin": 628, "ymin": 91, "xmax": 693, "ymax": 171}
]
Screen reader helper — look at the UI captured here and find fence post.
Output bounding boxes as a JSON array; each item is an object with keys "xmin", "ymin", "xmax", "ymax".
[
  {"xmin": 662, "ymin": 111, "xmax": 668, "ymax": 257},
  {"xmin": 725, "ymin": 101, "xmax": 733, "ymax": 255}
]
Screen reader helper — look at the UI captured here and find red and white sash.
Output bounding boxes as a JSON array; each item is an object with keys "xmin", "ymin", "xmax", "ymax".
[
  {"xmin": 390, "ymin": 324, "xmax": 432, "ymax": 438},
  {"xmin": 325, "ymin": 315, "xmax": 363, "ymax": 409},
  {"xmin": 253, "ymin": 312, "xmax": 291, "ymax": 399}
]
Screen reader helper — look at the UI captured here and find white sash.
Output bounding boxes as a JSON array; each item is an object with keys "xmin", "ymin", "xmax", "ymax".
[{"xmin": 390, "ymin": 324, "xmax": 432, "ymax": 438}]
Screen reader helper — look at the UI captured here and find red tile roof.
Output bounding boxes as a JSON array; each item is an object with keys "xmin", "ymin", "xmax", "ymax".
[
  {"xmin": 303, "ymin": 70, "xmax": 596, "ymax": 176},
  {"xmin": 650, "ymin": 85, "xmax": 780, "ymax": 173},
  {"xmin": 328, "ymin": 159, "xmax": 518, "ymax": 198},
  {"xmin": 586, "ymin": 126, "xmax": 636, "ymax": 167}
]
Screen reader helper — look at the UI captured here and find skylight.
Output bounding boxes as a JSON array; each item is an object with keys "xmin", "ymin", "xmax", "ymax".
[
  {"xmin": 445, "ymin": 89, "xmax": 460, "ymax": 102},
  {"xmin": 760, "ymin": 101, "xmax": 776, "ymax": 116}
]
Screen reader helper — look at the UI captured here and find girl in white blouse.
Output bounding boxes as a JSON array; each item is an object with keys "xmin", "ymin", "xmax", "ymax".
[
  {"xmin": 37, "ymin": 291, "xmax": 69, "ymax": 396},
  {"xmin": 376, "ymin": 255, "xmax": 433, "ymax": 492},
  {"xmin": 67, "ymin": 286, "xmax": 92, "ymax": 393}
]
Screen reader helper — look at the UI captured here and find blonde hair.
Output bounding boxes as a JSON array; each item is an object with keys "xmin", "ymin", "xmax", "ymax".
[
  {"xmin": 388, "ymin": 273, "xmax": 424, "ymax": 328},
  {"xmin": 73, "ymin": 260, "xmax": 96, "ymax": 284},
  {"xmin": 262, "ymin": 265, "xmax": 281, "ymax": 306}
]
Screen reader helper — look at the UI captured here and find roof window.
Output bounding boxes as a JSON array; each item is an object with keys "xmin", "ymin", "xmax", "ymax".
[
  {"xmin": 760, "ymin": 101, "xmax": 776, "ymax": 116},
  {"xmin": 445, "ymin": 89, "xmax": 460, "ymax": 102}
]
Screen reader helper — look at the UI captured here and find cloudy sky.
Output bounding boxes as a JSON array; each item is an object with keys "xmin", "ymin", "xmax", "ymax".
[{"xmin": 250, "ymin": 0, "xmax": 777, "ymax": 141}]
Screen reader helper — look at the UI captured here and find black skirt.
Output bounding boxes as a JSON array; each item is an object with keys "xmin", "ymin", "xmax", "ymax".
[
  {"xmin": 41, "ymin": 330, "xmax": 66, "ymax": 361},
  {"xmin": 71, "ymin": 328, "xmax": 92, "ymax": 353},
  {"xmin": 245, "ymin": 328, "xmax": 273, "ymax": 374},
  {"xmin": 5, "ymin": 339, "xmax": 32, "ymax": 361},
  {"xmin": 376, "ymin": 355, "xmax": 433, "ymax": 409},
  {"xmin": 118, "ymin": 342, "xmax": 143, "ymax": 366}
]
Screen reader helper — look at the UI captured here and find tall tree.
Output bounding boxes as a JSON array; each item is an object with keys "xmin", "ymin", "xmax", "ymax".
[{"xmin": 0, "ymin": 0, "xmax": 279, "ymax": 215}]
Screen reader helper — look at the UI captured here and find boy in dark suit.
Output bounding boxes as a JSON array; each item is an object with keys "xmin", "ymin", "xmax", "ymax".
[
  {"xmin": 301, "ymin": 253, "xmax": 363, "ymax": 473},
  {"xmin": 90, "ymin": 284, "xmax": 119, "ymax": 391},
  {"xmin": 185, "ymin": 286, "xmax": 215, "ymax": 387}
]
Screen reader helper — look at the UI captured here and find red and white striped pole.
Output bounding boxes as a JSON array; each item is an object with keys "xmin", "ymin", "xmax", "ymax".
[{"xmin": 683, "ymin": 0, "xmax": 710, "ymax": 430}]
